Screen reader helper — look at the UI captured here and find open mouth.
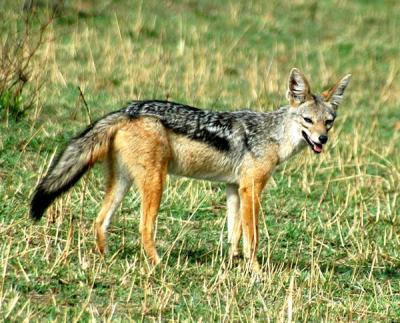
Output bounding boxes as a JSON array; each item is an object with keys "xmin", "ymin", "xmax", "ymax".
[{"xmin": 302, "ymin": 131, "xmax": 323, "ymax": 154}]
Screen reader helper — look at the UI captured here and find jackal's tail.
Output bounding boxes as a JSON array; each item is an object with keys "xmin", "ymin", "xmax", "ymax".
[{"xmin": 30, "ymin": 110, "xmax": 129, "ymax": 221}]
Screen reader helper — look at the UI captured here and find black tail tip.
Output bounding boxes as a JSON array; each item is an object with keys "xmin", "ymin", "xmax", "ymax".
[
  {"xmin": 30, "ymin": 186, "xmax": 54, "ymax": 222},
  {"xmin": 30, "ymin": 205, "xmax": 44, "ymax": 222}
]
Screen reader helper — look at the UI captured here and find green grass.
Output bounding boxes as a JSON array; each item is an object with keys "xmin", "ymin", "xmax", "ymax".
[{"xmin": 1, "ymin": 0, "xmax": 399, "ymax": 320}]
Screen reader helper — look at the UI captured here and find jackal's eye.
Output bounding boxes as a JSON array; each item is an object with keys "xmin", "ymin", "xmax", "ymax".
[
  {"xmin": 325, "ymin": 119, "xmax": 334, "ymax": 127},
  {"xmin": 303, "ymin": 117, "xmax": 313, "ymax": 124}
]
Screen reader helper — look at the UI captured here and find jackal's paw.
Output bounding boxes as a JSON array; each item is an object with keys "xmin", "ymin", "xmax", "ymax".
[
  {"xmin": 251, "ymin": 260, "xmax": 262, "ymax": 274},
  {"xmin": 95, "ymin": 233, "xmax": 107, "ymax": 255},
  {"xmin": 226, "ymin": 254, "xmax": 241, "ymax": 270},
  {"xmin": 242, "ymin": 257, "xmax": 262, "ymax": 274},
  {"xmin": 95, "ymin": 235, "xmax": 107, "ymax": 255},
  {"xmin": 150, "ymin": 253, "xmax": 161, "ymax": 266},
  {"xmin": 94, "ymin": 223, "xmax": 108, "ymax": 255},
  {"xmin": 96, "ymin": 242, "xmax": 107, "ymax": 256},
  {"xmin": 229, "ymin": 246, "xmax": 241, "ymax": 259}
]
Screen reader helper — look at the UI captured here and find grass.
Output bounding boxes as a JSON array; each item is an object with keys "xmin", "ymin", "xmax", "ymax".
[{"xmin": 1, "ymin": 0, "xmax": 399, "ymax": 320}]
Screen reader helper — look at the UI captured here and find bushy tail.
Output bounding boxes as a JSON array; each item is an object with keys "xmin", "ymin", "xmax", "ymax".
[{"xmin": 30, "ymin": 110, "xmax": 129, "ymax": 221}]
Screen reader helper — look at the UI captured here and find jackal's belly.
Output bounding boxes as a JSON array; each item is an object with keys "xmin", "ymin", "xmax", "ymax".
[{"xmin": 167, "ymin": 133, "xmax": 239, "ymax": 183}]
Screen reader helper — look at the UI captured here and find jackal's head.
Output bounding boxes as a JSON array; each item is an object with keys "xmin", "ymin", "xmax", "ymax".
[{"xmin": 286, "ymin": 68, "xmax": 351, "ymax": 154}]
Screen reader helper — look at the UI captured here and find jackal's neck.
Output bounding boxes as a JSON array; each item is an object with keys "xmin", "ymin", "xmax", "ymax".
[{"xmin": 273, "ymin": 106, "xmax": 306, "ymax": 163}]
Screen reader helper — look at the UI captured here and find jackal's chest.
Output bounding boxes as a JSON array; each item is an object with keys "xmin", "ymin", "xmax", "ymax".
[{"xmin": 167, "ymin": 133, "xmax": 239, "ymax": 183}]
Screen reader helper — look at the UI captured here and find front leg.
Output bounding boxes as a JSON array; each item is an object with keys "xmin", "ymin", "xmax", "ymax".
[
  {"xmin": 239, "ymin": 180, "xmax": 265, "ymax": 272},
  {"xmin": 226, "ymin": 184, "xmax": 241, "ymax": 257},
  {"xmin": 238, "ymin": 154, "xmax": 277, "ymax": 272}
]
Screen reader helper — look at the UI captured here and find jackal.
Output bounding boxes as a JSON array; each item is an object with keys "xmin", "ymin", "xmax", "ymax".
[{"xmin": 31, "ymin": 68, "xmax": 351, "ymax": 271}]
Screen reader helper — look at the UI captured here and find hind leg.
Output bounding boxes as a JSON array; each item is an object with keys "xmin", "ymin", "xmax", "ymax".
[
  {"xmin": 95, "ymin": 156, "xmax": 132, "ymax": 254},
  {"xmin": 114, "ymin": 118, "xmax": 171, "ymax": 265},
  {"xmin": 136, "ymin": 168, "xmax": 167, "ymax": 265}
]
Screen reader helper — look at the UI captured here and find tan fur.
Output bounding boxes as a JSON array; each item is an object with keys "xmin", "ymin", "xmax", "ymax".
[
  {"xmin": 235, "ymin": 149, "xmax": 279, "ymax": 271},
  {"xmin": 33, "ymin": 69, "xmax": 350, "ymax": 272},
  {"xmin": 95, "ymin": 153, "xmax": 132, "ymax": 254},
  {"xmin": 321, "ymin": 81, "xmax": 341, "ymax": 102},
  {"xmin": 168, "ymin": 132, "xmax": 238, "ymax": 182},
  {"xmin": 93, "ymin": 118, "xmax": 277, "ymax": 269},
  {"xmin": 95, "ymin": 118, "xmax": 171, "ymax": 264},
  {"xmin": 87, "ymin": 120, "xmax": 131, "ymax": 166}
]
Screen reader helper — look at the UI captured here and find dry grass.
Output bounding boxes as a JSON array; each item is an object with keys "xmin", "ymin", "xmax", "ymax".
[{"xmin": 0, "ymin": 0, "xmax": 399, "ymax": 320}]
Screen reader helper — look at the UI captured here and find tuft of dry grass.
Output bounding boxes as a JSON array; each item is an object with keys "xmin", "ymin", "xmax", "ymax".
[{"xmin": 0, "ymin": 0, "xmax": 399, "ymax": 320}]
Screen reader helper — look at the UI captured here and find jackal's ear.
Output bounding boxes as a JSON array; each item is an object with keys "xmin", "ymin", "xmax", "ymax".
[
  {"xmin": 322, "ymin": 74, "xmax": 352, "ymax": 109},
  {"xmin": 286, "ymin": 68, "xmax": 311, "ymax": 106}
]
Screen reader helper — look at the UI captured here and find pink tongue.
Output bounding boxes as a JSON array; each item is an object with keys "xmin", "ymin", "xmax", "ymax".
[{"xmin": 313, "ymin": 144, "xmax": 322, "ymax": 153}]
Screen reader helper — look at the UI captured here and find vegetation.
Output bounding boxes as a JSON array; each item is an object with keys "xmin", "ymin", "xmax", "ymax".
[{"xmin": 0, "ymin": 0, "xmax": 399, "ymax": 320}]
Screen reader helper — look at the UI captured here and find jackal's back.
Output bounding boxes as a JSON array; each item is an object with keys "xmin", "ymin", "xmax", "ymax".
[{"xmin": 123, "ymin": 100, "xmax": 281, "ymax": 156}]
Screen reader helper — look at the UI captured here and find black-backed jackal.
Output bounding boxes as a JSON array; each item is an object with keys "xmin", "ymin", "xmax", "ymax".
[{"xmin": 31, "ymin": 68, "xmax": 351, "ymax": 271}]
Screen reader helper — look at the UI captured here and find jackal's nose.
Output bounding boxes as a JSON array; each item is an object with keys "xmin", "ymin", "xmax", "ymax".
[{"xmin": 319, "ymin": 135, "xmax": 328, "ymax": 144}]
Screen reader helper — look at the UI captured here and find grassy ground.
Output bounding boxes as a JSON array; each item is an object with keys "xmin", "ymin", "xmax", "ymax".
[{"xmin": 1, "ymin": 0, "xmax": 399, "ymax": 320}]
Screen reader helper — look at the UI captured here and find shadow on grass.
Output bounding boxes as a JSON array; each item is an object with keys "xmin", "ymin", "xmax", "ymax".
[
  {"xmin": 164, "ymin": 245, "xmax": 220, "ymax": 266},
  {"xmin": 108, "ymin": 234, "xmax": 400, "ymax": 282}
]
